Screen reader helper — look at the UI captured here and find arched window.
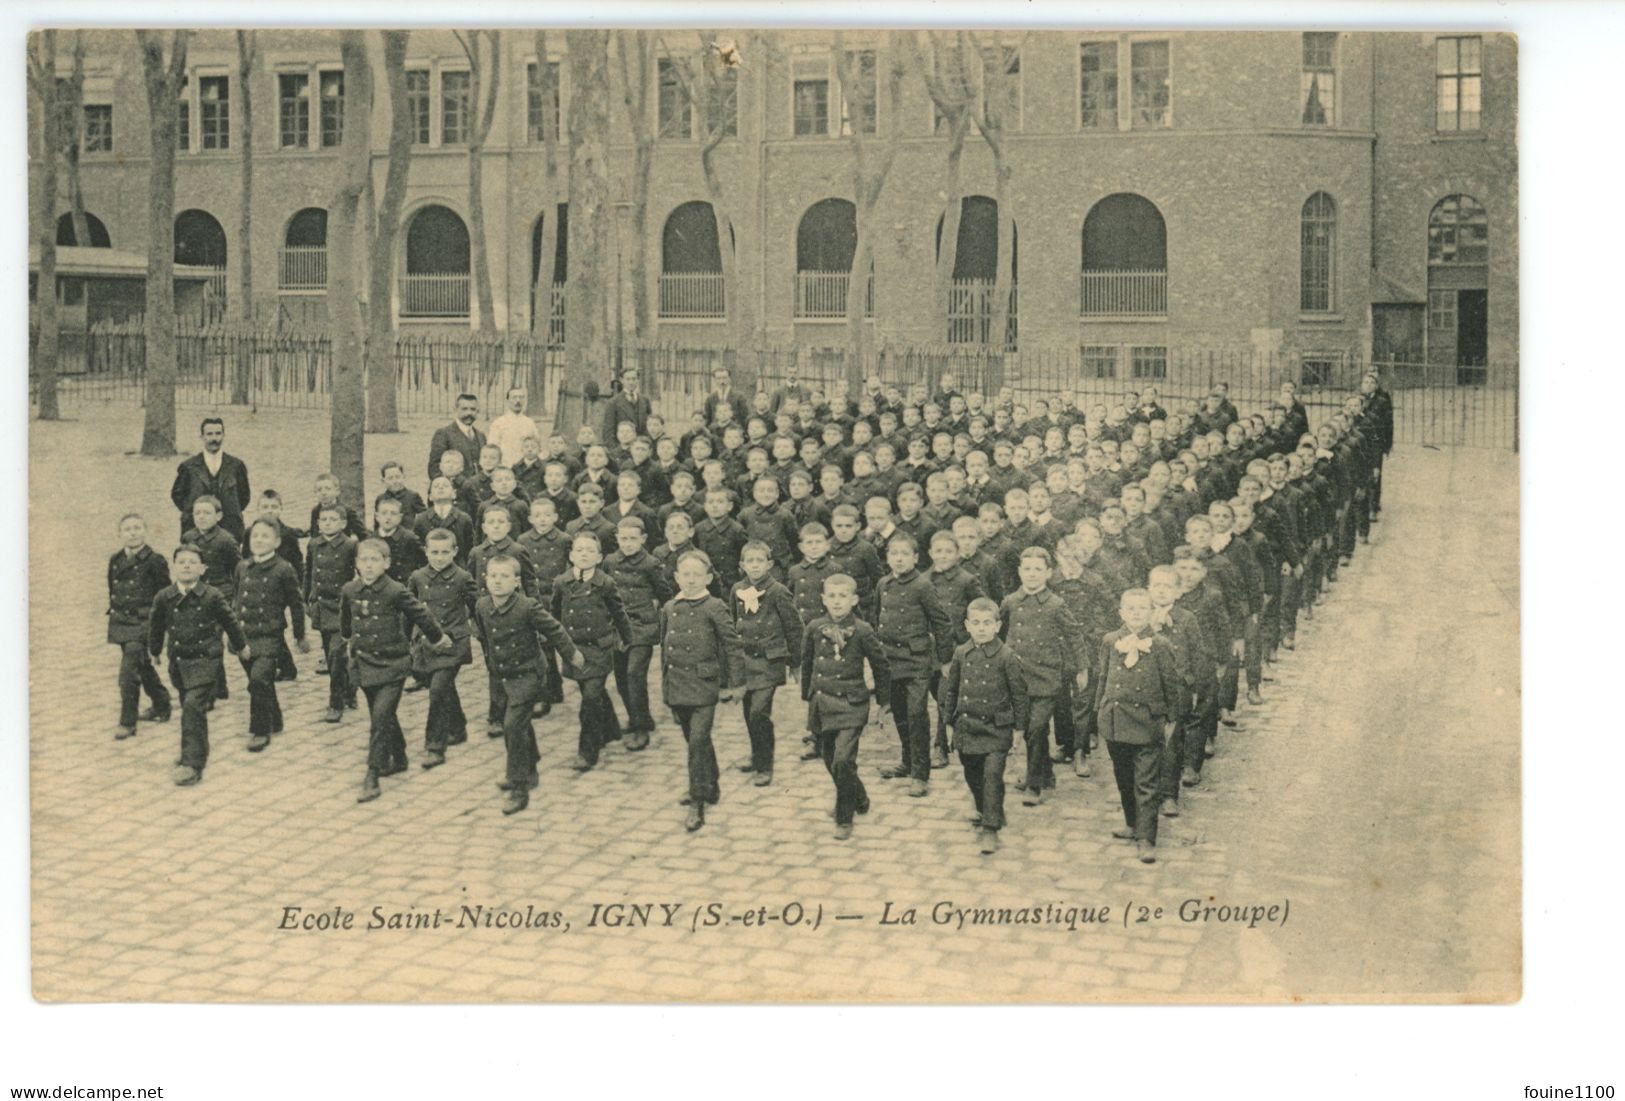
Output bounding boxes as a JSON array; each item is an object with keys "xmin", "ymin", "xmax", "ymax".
[
  {"xmin": 280, "ymin": 207, "xmax": 327, "ymax": 291},
  {"xmin": 401, "ymin": 204, "xmax": 471, "ymax": 318},
  {"xmin": 660, "ymin": 201, "xmax": 726, "ymax": 318},
  {"xmin": 55, "ymin": 212, "xmax": 110, "ymax": 248},
  {"xmin": 1427, "ymin": 194, "xmax": 1488, "ymax": 266},
  {"xmin": 1300, "ymin": 192, "xmax": 1336, "ymax": 312},
  {"xmin": 174, "ymin": 209, "xmax": 227, "ymax": 322},
  {"xmin": 795, "ymin": 199, "xmax": 871, "ymax": 319},
  {"xmin": 935, "ymin": 195, "xmax": 1017, "ymax": 281},
  {"xmin": 1080, "ymin": 193, "xmax": 1165, "ymax": 315}
]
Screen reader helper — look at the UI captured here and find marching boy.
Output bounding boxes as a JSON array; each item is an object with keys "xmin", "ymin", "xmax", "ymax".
[
  {"xmin": 408, "ymin": 529, "xmax": 480, "ymax": 769},
  {"xmin": 305, "ymin": 503, "xmax": 358, "ymax": 720},
  {"xmin": 473, "ymin": 555, "xmax": 582, "ymax": 815},
  {"xmin": 342, "ymin": 539, "xmax": 451, "ymax": 804},
  {"xmin": 730, "ymin": 541, "xmax": 803, "ymax": 786},
  {"xmin": 604, "ymin": 516, "xmax": 672, "ymax": 751},
  {"xmin": 552, "ymin": 532, "xmax": 633, "ymax": 771},
  {"xmin": 942, "ymin": 597, "xmax": 1030, "ymax": 855},
  {"xmin": 147, "ymin": 544, "xmax": 248, "ymax": 787},
  {"xmin": 927, "ymin": 529, "xmax": 985, "ymax": 770},
  {"xmin": 800, "ymin": 574, "xmax": 890, "ymax": 840},
  {"xmin": 1094, "ymin": 588, "xmax": 1185, "ymax": 864},
  {"xmin": 108, "ymin": 513, "xmax": 173, "ymax": 739},
  {"xmin": 1000, "ymin": 546, "xmax": 1077, "ymax": 806},
  {"xmin": 659, "ymin": 550, "xmax": 746, "ymax": 832},
  {"xmin": 519, "ymin": 497, "xmax": 573, "ymax": 713},
  {"xmin": 234, "ymin": 519, "xmax": 310, "ymax": 752},
  {"xmin": 183, "ymin": 495, "xmax": 242, "ymax": 702},
  {"xmin": 875, "ymin": 534, "xmax": 955, "ymax": 798}
]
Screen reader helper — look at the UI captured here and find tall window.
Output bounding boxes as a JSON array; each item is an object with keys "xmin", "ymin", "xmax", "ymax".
[
  {"xmin": 82, "ymin": 104, "xmax": 112, "ymax": 153},
  {"xmin": 1079, "ymin": 41, "xmax": 1118, "ymax": 129},
  {"xmin": 657, "ymin": 57, "xmax": 691, "ymax": 139},
  {"xmin": 405, "ymin": 69, "xmax": 430, "ymax": 144},
  {"xmin": 319, "ymin": 70, "xmax": 344, "ymax": 147},
  {"xmin": 441, "ymin": 70, "xmax": 470, "ymax": 145},
  {"xmin": 177, "ymin": 76, "xmax": 189, "ymax": 151},
  {"xmin": 793, "ymin": 56, "xmax": 830, "ymax": 136},
  {"xmin": 1300, "ymin": 192, "xmax": 1336, "ymax": 312},
  {"xmin": 840, "ymin": 49, "xmax": 877, "ymax": 135},
  {"xmin": 1302, "ymin": 32, "xmax": 1336, "ymax": 125},
  {"xmin": 705, "ymin": 66, "xmax": 739, "ymax": 137},
  {"xmin": 199, "ymin": 75, "xmax": 229, "ymax": 150},
  {"xmin": 1436, "ymin": 36, "xmax": 1482, "ymax": 131},
  {"xmin": 1427, "ymin": 195, "xmax": 1488, "ymax": 265},
  {"xmin": 278, "ymin": 73, "xmax": 309, "ymax": 148},
  {"xmin": 1130, "ymin": 40, "xmax": 1170, "ymax": 128},
  {"xmin": 527, "ymin": 59, "xmax": 561, "ymax": 142}
]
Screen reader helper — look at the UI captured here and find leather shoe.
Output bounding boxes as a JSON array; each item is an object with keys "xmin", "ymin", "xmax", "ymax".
[
  {"xmin": 1022, "ymin": 787, "xmax": 1046, "ymax": 807},
  {"xmin": 381, "ymin": 760, "xmax": 408, "ymax": 778},
  {"xmin": 1181, "ymin": 767, "xmax": 1201, "ymax": 788},
  {"xmin": 115, "ymin": 725, "xmax": 137, "ymax": 741},
  {"xmin": 497, "ymin": 774, "xmax": 539, "ymax": 792},
  {"xmin": 978, "ymin": 828, "xmax": 999, "ymax": 855},
  {"xmin": 906, "ymin": 778, "xmax": 929, "ymax": 798},
  {"xmin": 1111, "ymin": 827, "xmax": 1137, "ymax": 841},
  {"xmin": 625, "ymin": 731, "xmax": 649, "ymax": 751},
  {"xmin": 1246, "ymin": 688, "xmax": 1264, "ymax": 706},
  {"xmin": 967, "ymin": 814, "xmax": 984, "ymax": 826},
  {"xmin": 930, "ymin": 750, "xmax": 949, "ymax": 769},
  {"xmin": 404, "ymin": 680, "xmax": 425, "ymax": 693},
  {"xmin": 1137, "ymin": 840, "xmax": 1157, "ymax": 864},
  {"xmin": 173, "ymin": 766, "xmax": 202, "ymax": 787},
  {"xmin": 447, "ymin": 731, "xmax": 469, "ymax": 746},
  {"xmin": 736, "ymin": 761, "xmax": 759, "ymax": 773},
  {"xmin": 685, "ymin": 805, "xmax": 704, "ymax": 832},
  {"xmin": 1161, "ymin": 800, "xmax": 1180, "ymax": 818},
  {"xmin": 421, "ymin": 751, "xmax": 447, "ymax": 771},
  {"xmin": 752, "ymin": 771, "xmax": 773, "ymax": 787},
  {"xmin": 799, "ymin": 743, "xmax": 821, "ymax": 761},
  {"xmin": 247, "ymin": 734, "xmax": 270, "ymax": 753},
  {"xmin": 832, "ymin": 822, "xmax": 852, "ymax": 841},
  {"xmin": 357, "ymin": 771, "xmax": 381, "ymax": 803},
  {"xmin": 567, "ymin": 755, "xmax": 594, "ymax": 772},
  {"xmin": 501, "ymin": 789, "xmax": 529, "ymax": 815},
  {"xmin": 487, "ymin": 724, "xmax": 504, "ymax": 739},
  {"xmin": 855, "ymin": 798, "xmax": 871, "ymax": 816},
  {"xmin": 1073, "ymin": 756, "xmax": 1092, "ymax": 778},
  {"xmin": 879, "ymin": 764, "xmax": 910, "ymax": 780},
  {"xmin": 322, "ymin": 708, "xmax": 342, "ymax": 723},
  {"xmin": 139, "ymin": 707, "xmax": 170, "ymax": 723}
]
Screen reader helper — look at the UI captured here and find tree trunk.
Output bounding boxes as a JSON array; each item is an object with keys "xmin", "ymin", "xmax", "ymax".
[
  {"xmin": 524, "ymin": 31, "xmax": 561, "ymax": 419},
  {"xmin": 137, "ymin": 30, "xmax": 188, "ymax": 455},
  {"xmin": 31, "ymin": 31, "xmax": 61, "ymax": 421},
  {"xmin": 464, "ymin": 30, "xmax": 501, "ymax": 333},
  {"xmin": 65, "ymin": 33, "xmax": 90, "ymax": 250},
  {"xmin": 988, "ymin": 145, "xmax": 1013, "ymax": 351},
  {"xmin": 615, "ymin": 30, "xmax": 655, "ymax": 343},
  {"xmin": 232, "ymin": 30, "xmax": 256, "ymax": 402},
  {"xmin": 836, "ymin": 33, "xmax": 903, "ymax": 386},
  {"xmin": 328, "ymin": 32, "xmax": 372, "ymax": 511},
  {"xmin": 556, "ymin": 30, "xmax": 611, "ymax": 436},
  {"xmin": 366, "ymin": 29, "xmax": 411, "ymax": 433}
]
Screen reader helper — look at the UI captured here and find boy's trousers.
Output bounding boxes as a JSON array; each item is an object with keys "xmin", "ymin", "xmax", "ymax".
[
  {"xmin": 576, "ymin": 676, "xmax": 620, "ymax": 765},
  {"xmin": 319, "ymin": 629, "xmax": 353, "ymax": 710},
  {"xmin": 118, "ymin": 641, "xmax": 171, "ymax": 727},
  {"xmin": 961, "ymin": 747, "xmax": 1009, "ymax": 830},
  {"xmin": 613, "ymin": 645, "xmax": 655, "ymax": 733},
  {"xmin": 887, "ymin": 678, "xmax": 932, "ymax": 782},
  {"xmin": 495, "ymin": 672, "xmax": 544, "ymax": 786},
  {"xmin": 671, "ymin": 704, "xmax": 719, "ymax": 803},
  {"xmin": 818, "ymin": 726, "xmax": 868, "ymax": 826},
  {"xmin": 1022, "ymin": 695, "xmax": 1060, "ymax": 792},
  {"xmin": 424, "ymin": 668, "xmax": 467, "ymax": 752},
  {"xmin": 240, "ymin": 636, "xmax": 285, "ymax": 736},
  {"xmin": 742, "ymin": 687, "xmax": 778, "ymax": 773},
  {"xmin": 1108, "ymin": 738, "xmax": 1163, "ymax": 844},
  {"xmin": 362, "ymin": 681, "xmax": 407, "ymax": 773},
  {"xmin": 169, "ymin": 658, "xmax": 218, "ymax": 771}
]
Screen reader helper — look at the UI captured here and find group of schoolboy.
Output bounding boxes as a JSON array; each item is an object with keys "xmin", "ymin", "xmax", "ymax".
[{"xmin": 112, "ymin": 368, "xmax": 1394, "ymax": 860}]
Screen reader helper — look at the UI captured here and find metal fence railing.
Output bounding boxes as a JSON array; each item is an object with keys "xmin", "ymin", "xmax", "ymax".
[
  {"xmin": 658, "ymin": 272, "xmax": 726, "ymax": 319},
  {"xmin": 1080, "ymin": 269, "xmax": 1167, "ymax": 315},
  {"xmin": 278, "ymin": 246, "xmax": 328, "ymax": 291},
  {"xmin": 794, "ymin": 270, "xmax": 875, "ymax": 320},
  {"xmin": 399, "ymin": 273, "xmax": 471, "ymax": 319},
  {"xmin": 31, "ymin": 325, "xmax": 1519, "ymax": 450},
  {"xmin": 948, "ymin": 279, "xmax": 1019, "ymax": 348}
]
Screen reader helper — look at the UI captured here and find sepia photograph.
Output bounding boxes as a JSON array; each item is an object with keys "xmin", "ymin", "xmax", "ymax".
[{"xmin": 23, "ymin": 21, "xmax": 1524, "ymax": 1011}]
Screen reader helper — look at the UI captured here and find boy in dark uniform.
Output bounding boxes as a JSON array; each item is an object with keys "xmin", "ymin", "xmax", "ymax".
[
  {"xmin": 800, "ymin": 574, "xmax": 890, "ymax": 840},
  {"xmin": 875, "ymin": 533, "xmax": 955, "ymax": 798},
  {"xmin": 413, "ymin": 477, "xmax": 476, "ymax": 568},
  {"xmin": 730, "ymin": 541, "xmax": 803, "ymax": 786},
  {"xmin": 375, "ymin": 461, "xmax": 426, "ymax": 530},
  {"xmin": 147, "ymin": 544, "xmax": 248, "ymax": 786},
  {"xmin": 566, "ymin": 483, "xmax": 619, "ymax": 558},
  {"xmin": 305, "ymin": 504, "xmax": 358, "ymax": 719},
  {"xmin": 1147, "ymin": 564, "xmax": 1202, "ymax": 819},
  {"xmin": 469, "ymin": 507, "xmax": 538, "ymax": 737},
  {"xmin": 241, "ymin": 490, "xmax": 306, "ymax": 576},
  {"xmin": 736, "ymin": 476, "xmax": 800, "ymax": 580},
  {"xmin": 473, "ymin": 554, "xmax": 582, "ymax": 814},
  {"xmin": 374, "ymin": 498, "xmax": 427, "ymax": 585},
  {"xmin": 1000, "ymin": 547, "xmax": 1077, "ymax": 806},
  {"xmin": 519, "ymin": 498, "xmax": 573, "ymax": 711},
  {"xmin": 342, "ymin": 539, "xmax": 450, "ymax": 803},
  {"xmin": 183, "ymin": 495, "xmax": 242, "ymax": 703},
  {"xmin": 1172, "ymin": 548, "xmax": 1227, "ymax": 787},
  {"xmin": 309, "ymin": 472, "xmax": 368, "ymax": 540},
  {"xmin": 1054, "ymin": 534, "xmax": 1118, "ymax": 777},
  {"xmin": 1094, "ymin": 588, "xmax": 1185, "ymax": 863},
  {"xmin": 653, "ymin": 511, "xmax": 700, "ymax": 597},
  {"xmin": 409, "ymin": 529, "xmax": 480, "ymax": 768},
  {"xmin": 926, "ymin": 530, "xmax": 985, "ymax": 770},
  {"xmin": 693, "ymin": 488, "xmax": 748, "ymax": 594},
  {"xmin": 660, "ymin": 550, "xmax": 746, "ymax": 831},
  {"xmin": 606, "ymin": 471, "xmax": 660, "ymax": 542},
  {"xmin": 474, "ymin": 467, "xmax": 533, "ymax": 537},
  {"xmin": 107, "ymin": 513, "xmax": 172, "ymax": 739},
  {"xmin": 827, "ymin": 504, "xmax": 883, "ymax": 621},
  {"xmin": 553, "ymin": 532, "xmax": 634, "ymax": 770},
  {"xmin": 537, "ymin": 461, "xmax": 581, "ymax": 528},
  {"xmin": 604, "ymin": 516, "xmax": 671, "ymax": 751},
  {"xmin": 233, "ymin": 520, "xmax": 309, "ymax": 752},
  {"xmin": 942, "ymin": 597, "xmax": 1030, "ymax": 855},
  {"xmin": 788, "ymin": 522, "xmax": 841, "ymax": 761}
]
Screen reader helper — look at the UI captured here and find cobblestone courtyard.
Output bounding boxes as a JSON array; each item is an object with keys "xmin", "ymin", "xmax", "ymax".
[{"xmin": 27, "ymin": 405, "xmax": 1520, "ymax": 1002}]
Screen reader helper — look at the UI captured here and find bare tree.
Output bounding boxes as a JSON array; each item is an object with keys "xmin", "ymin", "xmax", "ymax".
[
  {"xmin": 231, "ymin": 30, "xmax": 257, "ymax": 403},
  {"xmin": 366, "ymin": 29, "xmax": 413, "ymax": 432},
  {"xmin": 528, "ymin": 30, "xmax": 562, "ymax": 417},
  {"xmin": 27, "ymin": 31, "xmax": 61, "ymax": 421},
  {"xmin": 614, "ymin": 29, "xmax": 655, "ymax": 343},
  {"xmin": 135, "ymin": 30, "xmax": 189, "ymax": 455},
  {"xmin": 62, "ymin": 33, "xmax": 90, "ymax": 250},
  {"xmin": 968, "ymin": 32, "xmax": 1025, "ymax": 351},
  {"xmin": 328, "ymin": 31, "xmax": 372, "ymax": 510},
  {"xmin": 556, "ymin": 29, "xmax": 612, "ymax": 435},
  {"xmin": 904, "ymin": 31, "xmax": 977, "ymax": 341},
  {"xmin": 456, "ymin": 30, "xmax": 502, "ymax": 332},
  {"xmin": 831, "ymin": 33, "xmax": 904, "ymax": 382}
]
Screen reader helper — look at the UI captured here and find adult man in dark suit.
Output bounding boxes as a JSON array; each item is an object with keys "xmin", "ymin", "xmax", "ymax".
[
  {"xmin": 427, "ymin": 393, "xmax": 485, "ymax": 482},
  {"xmin": 171, "ymin": 417, "xmax": 252, "ymax": 541},
  {"xmin": 602, "ymin": 366, "xmax": 654, "ymax": 443},
  {"xmin": 702, "ymin": 367, "xmax": 750, "ymax": 428}
]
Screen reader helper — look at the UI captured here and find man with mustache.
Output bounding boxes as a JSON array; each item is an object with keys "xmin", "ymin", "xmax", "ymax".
[
  {"xmin": 427, "ymin": 393, "xmax": 486, "ymax": 483},
  {"xmin": 171, "ymin": 417, "xmax": 252, "ymax": 541}
]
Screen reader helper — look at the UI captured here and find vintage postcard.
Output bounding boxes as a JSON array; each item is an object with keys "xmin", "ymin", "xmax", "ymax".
[{"xmin": 27, "ymin": 26, "xmax": 1519, "ymax": 1003}]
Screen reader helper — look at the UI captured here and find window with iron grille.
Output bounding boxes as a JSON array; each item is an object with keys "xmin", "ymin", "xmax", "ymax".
[
  {"xmin": 405, "ymin": 69, "xmax": 430, "ymax": 144},
  {"xmin": 1301, "ymin": 354, "xmax": 1337, "ymax": 387},
  {"xmin": 1082, "ymin": 344, "xmax": 1119, "ymax": 379},
  {"xmin": 199, "ymin": 75, "xmax": 229, "ymax": 150},
  {"xmin": 1302, "ymin": 32, "xmax": 1336, "ymax": 125},
  {"xmin": 527, "ymin": 60, "xmax": 561, "ymax": 142},
  {"xmin": 441, "ymin": 70, "xmax": 470, "ymax": 145},
  {"xmin": 1130, "ymin": 41, "xmax": 1170, "ymax": 129},
  {"xmin": 840, "ymin": 49, "xmax": 877, "ymax": 136},
  {"xmin": 82, "ymin": 104, "xmax": 112, "ymax": 153},
  {"xmin": 278, "ymin": 72, "xmax": 309, "ymax": 148},
  {"xmin": 793, "ymin": 56, "xmax": 831, "ymax": 136},
  {"xmin": 319, "ymin": 70, "xmax": 344, "ymax": 147},
  {"xmin": 1079, "ymin": 41, "xmax": 1117, "ymax": 129},
  {"xmin": 1436, "ymin": 36, "xmax": 1482, "ymax": 131},
  {"xmin": 1300, "ymin": 192, "xmax": 1336, "ymax": 311},
  {"xmin": 1130, "ymin": 345, "xmax": 1167, "ymax": 379},
  {"xmin": 657, "ymin": 57, "xmax": 691, "ymax": 139}
]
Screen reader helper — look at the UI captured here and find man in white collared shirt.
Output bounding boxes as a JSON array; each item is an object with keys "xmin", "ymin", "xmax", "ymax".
[{"xmin": 488, "ymin": 387, "xmax": 540, "ymax": 468}]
